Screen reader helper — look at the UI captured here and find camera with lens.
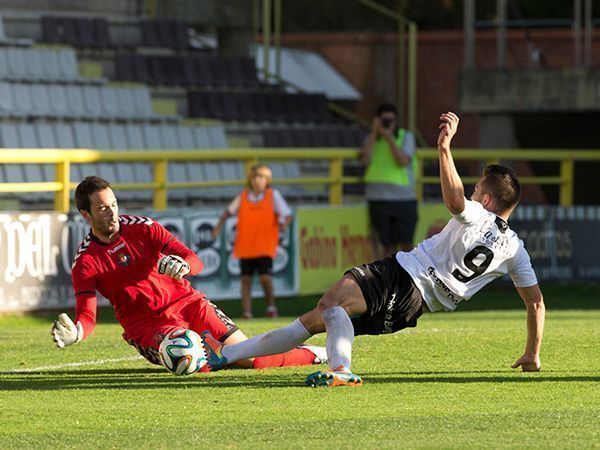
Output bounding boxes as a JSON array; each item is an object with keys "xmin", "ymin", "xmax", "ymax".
[{"xmin": 380, "ymin": 117, "xmax": 393, "ymax": 129}]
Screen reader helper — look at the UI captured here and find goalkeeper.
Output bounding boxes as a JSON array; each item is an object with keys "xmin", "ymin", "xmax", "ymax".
[{"xmin": 51, "ymin": 176, "xmax": 325, "ymax": 372}]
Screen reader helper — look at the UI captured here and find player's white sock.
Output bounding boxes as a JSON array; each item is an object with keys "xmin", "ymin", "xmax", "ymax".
[
  {"xmin": 322, "ymin": 306, "xmax": 354, "ymax": 371},
  {"xmin": 221, "ymin": 318, "xmax": 311, "ymax": 362}
]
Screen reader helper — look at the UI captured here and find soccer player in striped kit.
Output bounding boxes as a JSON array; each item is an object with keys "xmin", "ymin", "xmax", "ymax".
[{"xmin": 51, "ymin": 176, "xmax": 325, "ymax": 372}]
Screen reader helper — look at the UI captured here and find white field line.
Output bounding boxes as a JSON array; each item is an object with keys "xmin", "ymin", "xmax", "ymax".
[{"xmin": 3, "ymin": 356, "xmax": 145, "ymax": 374}]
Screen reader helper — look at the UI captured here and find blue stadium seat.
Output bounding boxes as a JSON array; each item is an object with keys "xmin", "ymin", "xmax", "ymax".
[
  {"xmin": 73, "ymin": 121, "xmax": 102, "ymax": 178},
  {"xmin": 30, "ymin": 85, "xmax": 52, "ymax": 118},
  {"xmin": 158, "ymin": 124, "xmax": 189, "ymax": 199},
  {"xmin": 0, "ymin": 123, "xmax": 25, "ymax": 183}
]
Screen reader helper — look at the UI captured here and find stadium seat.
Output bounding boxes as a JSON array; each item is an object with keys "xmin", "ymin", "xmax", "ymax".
[
  {"xmin": 98, "ymin": 123, "xmax": 140, "ymax": 200},
  {"xmin": 65, "ymin": 86, "xmax": 88, "ymax": 118},
  {"xmin": 191, "ymin": 127, "xmax": 212, "ymax": 149},
  {"xmin": 34, "ymin": 121, "xmax": 63, "ymax": 188},
  {"xmin": 115, "ymin": 87, "xmax": 137, "ymax": 119},
  {"xmin": 262, "ymin": 129, "xmax": 279, "ymax": 147},
  {"xmin": 114, "ymin": 54, "xmax": 261, "ymax": 88},
  {"xmin": 0, "ymin": 82, "xmax": 16, "ymax": 116},
  {"xmin": 48, "ymin": 85, "xmax": 72, "ymax": 118},
  {"xmin": 0, "ymin": 123, "xmax": 26, "ymax": 184},
  {"xmin": 132, "ymin": 54, "xmax": 152, "ymax": 84},
  {"xmin": 72, "ymin": 121, "xmax": 102, "ymax": 178},
  {"xmin": 30, "ymin": 85, "xmax": 52, "ymax": 118},
  {"xmin": 131, "ymin": 88, "xmax": 153, "ymax": 117},
  {"xmin": 17, "ymin": 123, "xmax": 46, "ymax": 182},
  {"xmin": 198, "ymin": 161, "xmax": 225, "ymax": 200},
  {"xmin": 207, "ymin": 126, "xmax": 228, "ymax": 148},
  {"xmin": 26, "ymin": 49, "xmax": 46, "ymax": 82},
  {"xmin": 0, "ymin": 13, "xmax": 32, "ymax": 46},
  {"xmin": 41, "ymin": 15, "xmax": 112, "ymax": 49},
  {"xmin": 188, "ymin": 90, "xmax": 333, "ymax": 123},
  {"xmin": 38, "ymin": 50, "xmax": 61, "ymax": 81},
  {"xmin": 56, "ymin": 49, "xmax": 86, "ymax": 83},
  {"xmin": 124, "ymin": 124, "xmax": 153, "ymax": 197},
  {"xmin": 40, "ymin": 16, "xmax": 60, "ymax": 44},
  {"xmin": 92, "ymin": 17, "xmax": 112, "ymax": 49},
  {"xmin": 100, "ymin": 87, "xmax": 123, "ymax": 120},
  {"xmin": 75, "ymin": 18, "xmax": 96, "ymax": 48},
  {"xmin": 12, "ymin": 84, "xmax": 32, "ymax": 117},
  {"xmin": 53, "ymin": 122, "xmax": 83, "ymax": 182},
  {"xmin": 251, "ymin": 92, "xmax": 271, "ymax": 122},
  {"xmin": 6, "ymin": 48, "xmax": 27, "ymax": 81},
  {"xmin": 141, "ymin": 19, "xmax": 189, "ymax": 49},
  {"xmin": 35, "ymin": 122, "xmax": 57, "ymax": 149},
  {"xmin": 160, "ymin": 124, "xmax": 191, "ymax": 199},
  {"xmin": 145, "ymin": 124, "xmax": 188, "ymax": 200},
  {"xmin": 195, "ymin": 56, "xmax": 216, "ymax": 85},
  {"xmin": 176, "ymin": 126, "xmax": 196, "ymax": 149},
  {"xmin": 83, "ymin": 87, "xmax": 104, "ymax": 119},
  {"xmin": 0, "ymin": 51, "xmax": 8, "ymax": 79},
  {"xmin": 181, "ymin": 56, "xmax": 198, "ymax": 85},
  {"xmin": 291, "ymin": 129, "xmax": 312, "ymax": 147},
  {"xmin": 219, "ymin": 161, "xmax": 243, "ymax": 197}
]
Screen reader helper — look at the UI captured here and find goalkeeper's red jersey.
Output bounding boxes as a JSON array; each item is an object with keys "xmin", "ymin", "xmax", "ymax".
[{"xmin": 71, "ymin": 215, "xmax": 204, "ymax": 339}]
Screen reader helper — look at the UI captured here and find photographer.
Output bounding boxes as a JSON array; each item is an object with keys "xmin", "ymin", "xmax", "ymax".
[{"xmin": 360, "ymin": 102, "xmax": 418, "ymax": 257}]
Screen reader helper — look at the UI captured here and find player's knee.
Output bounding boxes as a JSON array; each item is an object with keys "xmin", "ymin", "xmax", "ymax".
[
  {"xmin": 258, "ymin": 274, "xmax": 272, "ymax": 284},
  {"xmin": 317, "ymin": 276, "xmax": 354, "ymax": 311},
  {"xmin": 317, "ymin": 291, "xmax": 343, "ymax": 312}
]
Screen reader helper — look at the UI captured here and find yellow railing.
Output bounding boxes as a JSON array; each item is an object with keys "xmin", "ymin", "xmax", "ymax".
[
  {"xmin": 0, "ymin": 149, "xmax": 357, "ymax": 212},
  {"xmin": 0, "ymin": 148, "xmax": 599, "ymax": 211},
  {"xmin": 413, "ymin": 149, "xmax": 600, "ymax": 206}
]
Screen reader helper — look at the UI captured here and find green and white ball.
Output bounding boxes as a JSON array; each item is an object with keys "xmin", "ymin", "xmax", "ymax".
[{"xmin": 159, "ymin": 329, "xmax": 208, "ymax": 375}]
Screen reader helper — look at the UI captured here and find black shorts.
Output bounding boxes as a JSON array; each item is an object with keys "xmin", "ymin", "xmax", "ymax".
[
  {"xmin": 368, "ymin": 200, "xmax": 418, "ymax": 246},
  {"xmin": 240, "ymin": 257, "xmax": 273, "ymax": 276},
  {"xmin": 345, "ymin": 255, "xmax": 424, "ymax": 336}
]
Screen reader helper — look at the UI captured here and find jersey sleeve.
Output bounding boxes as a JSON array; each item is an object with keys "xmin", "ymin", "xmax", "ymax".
[
  {"xmin": 273, "ymin": 189, "xmax": 292, "ymax": 222},
  {"xmin": 152, "ymin": 221, "xmax": 204, "ymax": 275},
  {"xmin": 508, "ymin": 241, "xmax": 538, "ymax": 288},
  {"xmin": 72, "ymin": 259, "xmax": 98, "ymax": 339},
  {"xmin": 452, "ymin": 199, "xmax": 487, "ymax": 225}
]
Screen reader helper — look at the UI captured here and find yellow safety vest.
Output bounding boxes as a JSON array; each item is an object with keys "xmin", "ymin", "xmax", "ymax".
[{"xmin": 364, "ymin": 129, "xmax": 417, "ymax": 186}]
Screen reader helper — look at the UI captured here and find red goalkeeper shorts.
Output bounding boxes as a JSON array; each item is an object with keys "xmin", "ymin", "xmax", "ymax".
[{"xmin": 123, "ymin": 297, "xmax": 238, "ymax": 367}]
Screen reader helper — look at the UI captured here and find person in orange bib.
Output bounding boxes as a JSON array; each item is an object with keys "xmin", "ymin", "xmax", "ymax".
[{"xmin": 213, "ymin": 164, "xmax": 292, "ymax": 319}]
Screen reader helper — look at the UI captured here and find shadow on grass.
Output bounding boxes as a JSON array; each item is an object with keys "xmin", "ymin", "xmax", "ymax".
[
  {"xmin": 2, "ymin": 367, "xmax": 599, "ymax": 391},
  {"xmin": 0, "ymin": 369, "xmax": 303, "ymax": 391}
]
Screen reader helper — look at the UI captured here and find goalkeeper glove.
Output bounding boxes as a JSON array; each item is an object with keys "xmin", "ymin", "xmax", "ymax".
[
  {"xmin": 158, "ymin": 254, "xmax": 190, "ymax": 280},
  {"xmin": 51, "ymin": 313, "xmax": 83, "ymax": 348}
]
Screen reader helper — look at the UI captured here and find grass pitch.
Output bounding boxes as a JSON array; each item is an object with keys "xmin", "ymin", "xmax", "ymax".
[{"xmin": 1, "ymin": 283, "xmax": 599, "ymax": 449}]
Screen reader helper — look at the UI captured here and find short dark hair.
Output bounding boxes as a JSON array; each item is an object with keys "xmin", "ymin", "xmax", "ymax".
[
  {"xmin": 75, "ymin": 176, "xmax": 111, "ymax": 213},
  {"xmin": 376, "ymin": 102, "xmax": 398, "ymax": 116},
  {"xmin": 481, "ymin": 164, "xmax": 521, "ymax": 213}
]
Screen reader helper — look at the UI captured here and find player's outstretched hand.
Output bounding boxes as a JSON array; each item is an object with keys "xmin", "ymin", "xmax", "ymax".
[
  {"xmin": 51, "ymin": 313, "xmax": 83, "ymax": 348},
  {"xmin": 511, "ymin": 353, "xmax": 541, "ymax": 372},
  {"xmin": 437, "ymin": 111, "xmax": 460, "ymax": 149},
  {"xmin": 158, "ymin": 254, "xmax": 190, "ymax": 280}
]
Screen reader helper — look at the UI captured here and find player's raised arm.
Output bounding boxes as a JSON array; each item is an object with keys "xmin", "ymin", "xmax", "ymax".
[
  {"xmin": 511, "ymin": 284, "xmax": 545, "ymax": 372},
  {"xmin": 437, "ymin": 112, "xmax": 465, "ymax": 214}
]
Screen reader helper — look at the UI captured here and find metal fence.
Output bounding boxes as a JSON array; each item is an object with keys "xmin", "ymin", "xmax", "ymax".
[{"xmin": 0, "ymin": 148, "xmax": 598, "ymax": 212}]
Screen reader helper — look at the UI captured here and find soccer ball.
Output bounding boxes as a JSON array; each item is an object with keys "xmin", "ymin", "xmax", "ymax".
[{"xmin": 158, "ymin": 329, "xmax": 208, "ymax": 375}]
